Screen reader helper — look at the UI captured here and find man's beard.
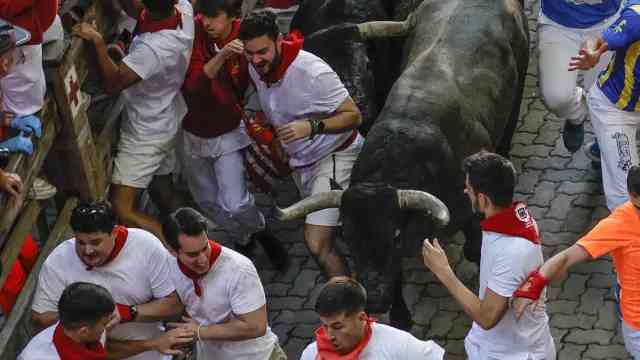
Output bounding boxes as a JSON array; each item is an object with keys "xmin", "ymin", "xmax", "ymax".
[{"xmin": 260, "ymin": 47, "xmax": 282, "ymax": 76}]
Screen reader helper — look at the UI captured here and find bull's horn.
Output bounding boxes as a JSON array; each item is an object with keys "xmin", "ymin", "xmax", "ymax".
[
  {"xmin": 275, "ymin": 190, "xmax": 344, "ymax": 221},
  {"xmin": 357, "ymin": 13, "xmax": 416, "ymax": 40},
  {"xmin": 397, "ymin": 190, "xmax": 450, "ymax": 228}
]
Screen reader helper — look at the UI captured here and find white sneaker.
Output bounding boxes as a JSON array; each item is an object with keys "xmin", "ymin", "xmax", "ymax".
[{"xmin": 28, "ymin": 177, "xmax": 57, "ymax": 200}]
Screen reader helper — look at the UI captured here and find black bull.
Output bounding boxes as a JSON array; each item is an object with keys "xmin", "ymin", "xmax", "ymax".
[{"xmin": 278, "ymin": 0, "xmax": 530, "ymax": 323}]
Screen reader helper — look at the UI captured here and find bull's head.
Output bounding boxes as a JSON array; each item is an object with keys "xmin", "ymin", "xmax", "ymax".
[{"xmin": 275, "ymin": 183, "xmax": 450, "ymax": 313}]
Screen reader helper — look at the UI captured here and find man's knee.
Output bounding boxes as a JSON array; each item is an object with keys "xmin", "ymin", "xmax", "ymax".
[
  {"xmin": 304, "ymin": 224, "xmax": 336, "ymax": 257},
  {"xmin": 110, "ymin": 185, "xmax": 141, "ymax": 225},
  {"xmin": 541, "ymin": 86, "xmax": 577, "ymax": 117}
]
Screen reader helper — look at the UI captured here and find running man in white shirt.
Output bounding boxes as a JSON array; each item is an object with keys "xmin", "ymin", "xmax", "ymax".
[
  {"xmin": 162, "ymin": 207, "xmax": 286, "ymax": 359},
  {"xmin": 31, "ymin": 201, "xmax": 194, "ymax": 360},
  {"xmin": 239, "ymin": 10, "xmax": 363, "ymax": 278},
  {"xmin": 300, "ymin": 277, "xmax": 444, "ymax": 360},
  {"xmin": 19, "ymin": 282, "xmax": 115, "ymax": 360},
  {"xmin": 422, "ymin": 151, "xmax": 555, "ymax": 360},
  {"xmin": 73, "ymin": 0, "xmax": 195, "ymax": 245}
]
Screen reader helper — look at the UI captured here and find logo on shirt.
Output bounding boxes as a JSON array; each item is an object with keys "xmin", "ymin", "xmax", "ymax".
[
  {"xmin": 614, "ymin": 19, "xmax": 627, "ymax": 33},
  {"xmin": 515, "ymin": 203, "xmax": 531, "ymax": 223},
  {"xmin": 612, "ymin": 132, "xmax": 633, "ymax": 171}
]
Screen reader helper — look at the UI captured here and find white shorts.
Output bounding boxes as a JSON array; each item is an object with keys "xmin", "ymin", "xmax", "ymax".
[
  {"xmin": 622, "ymin": 319, "xmax": 640, "ymax": 359},
  {"xmin": 292, "ymin": 135, "xmax": 362, "ymax": 226},
  {"xmin": 111, "ymin": 134, "xmax": 177, "ymax": 189}
]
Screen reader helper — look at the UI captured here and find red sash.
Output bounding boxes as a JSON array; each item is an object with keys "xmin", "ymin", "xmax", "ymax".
[
  {"xmin": 480, "ymin": 202, "xmax": 540, "ymax": 244},
  {"xmin": 261, "ymin": 30, "xmax": 304, "ymax": 86},
  {"xmin": 177, "ymin": 240, "xmax": 222, "ymax": 296},
  {"xmin": 53, "ymin": 323, "xmax": 107, "ymax": 360},
  {"xmin": 314, "ymin": 316, "xmax": 374, "ymax": 360}
]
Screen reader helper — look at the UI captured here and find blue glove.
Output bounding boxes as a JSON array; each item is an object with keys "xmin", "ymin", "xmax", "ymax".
[
  {"xmin": 0, "ymin": 132, "xmax": 33, "ymax": 155},
  {"xmin": 10, "ymin": 115, "xmax": 42, "ymax": 138}
]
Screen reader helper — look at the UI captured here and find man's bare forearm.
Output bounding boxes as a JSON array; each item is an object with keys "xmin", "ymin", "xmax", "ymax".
[
  {"xmin": 199, "ymin": 318, "xmax": 266, "ymax": 341},
  {"xmin": 136, "ymin": 292, "xmax": 184, "ymax": 322},
  {"xmin": 91, "ymin": 37, "xmax": 125, "ymax": 94},
  {"xmin": 106, "ymin": 339, "xmax": 155, "ymax": 360}
]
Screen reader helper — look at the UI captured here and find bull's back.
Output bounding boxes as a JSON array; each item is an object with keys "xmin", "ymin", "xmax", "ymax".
[{"xmin": 379, "ymin": 0, "xmax": 528, "ymax": 158}]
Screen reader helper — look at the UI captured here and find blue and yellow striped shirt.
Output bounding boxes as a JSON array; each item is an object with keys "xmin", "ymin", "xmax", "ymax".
[{"xmin": 599, "ymin": 1, "xmax": 640, "ymax": 112}]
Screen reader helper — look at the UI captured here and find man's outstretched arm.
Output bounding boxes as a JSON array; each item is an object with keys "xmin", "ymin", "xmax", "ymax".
[{"xmin": 422, "ymin": 239, "xmax": 508, "ymax": 330}]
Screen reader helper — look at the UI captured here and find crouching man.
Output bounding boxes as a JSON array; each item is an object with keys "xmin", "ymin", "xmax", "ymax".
[
  {"xmin": 19, "ymin": 282, "xmax": 114, "ymax": 360},
  {"xmin": 301, "ymin": 277, "xmax": 445, "ymax": 359},
  {"xmin": 163, "ymin": 207, "xmax": 286, "ymax": 359},
  {"xmin": 31, "ymin": 201, "xmax": 193, "ymax": 359}
]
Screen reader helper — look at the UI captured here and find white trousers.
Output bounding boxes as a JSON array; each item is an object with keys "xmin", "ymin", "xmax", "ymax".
[
  {"xmin": 588, "ymin": 85, "xmax": 640, "ymax": 211},
  {"xmin": 623, "ymin": 320, "xmax": 640, "ymax": 359},
  {"xmin": 537, "ymin": 13, "xmax": 616, "ymax": 124},
  {"xmin": 182, "ymin": 137, "xmax": 264, "ymax": 246},
  {"xmin": 0, "ymin": 45, "xmax": 46, "ymax": 116}
]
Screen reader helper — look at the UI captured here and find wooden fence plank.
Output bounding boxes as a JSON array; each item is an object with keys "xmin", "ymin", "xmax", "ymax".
[{"xmin": 0, "ymin": 198, "xmax": 78, "ymax": 360}]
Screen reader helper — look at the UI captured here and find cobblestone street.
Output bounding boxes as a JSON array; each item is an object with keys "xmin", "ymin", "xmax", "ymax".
[{"xmin": 245, "ymin": 0, "xmax": 632, "ymax": 358}]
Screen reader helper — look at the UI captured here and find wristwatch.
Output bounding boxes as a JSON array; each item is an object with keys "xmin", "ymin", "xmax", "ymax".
[
  {"xmin": 309, "ymin": 118, "xmax": 325, "ymax": 139},
  {"xmin": 129, "ymin": 304, "xmax": 138, "ymax": 321}
]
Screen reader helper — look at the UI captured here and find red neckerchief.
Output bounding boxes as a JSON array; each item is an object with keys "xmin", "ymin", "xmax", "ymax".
[
  {"xmin": 85, "ymin": 226, "xmax": 128, "ymax": 271},
  {"xmin": 177, "ymin": 240, "xmax": 222, "ymax": 297},
  {"xmin": 134, "ymin": 7, "xmax": 182, "ymax": 35},
  {"xmin": 261, "ymin": 30, "xmax": 304, "ymax": 86},
  {"xmin": 480, "ymin": 202, "xmax": 540, "ymax": 244},
  {"xmin": 53, "ymin": 323, "xmax": 107, "ymax": 360},
  {"xmin": 214, "ymin": 19, "xmax": 241, "ymax": 48},
  {"xmin": 315, "ymin": 316, "xmax": 374, "ymax": 360}
]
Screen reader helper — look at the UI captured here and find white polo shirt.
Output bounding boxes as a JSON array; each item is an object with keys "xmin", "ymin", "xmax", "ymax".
[
  {"xmin": 249, "ymin": 50, "xmax": 353, "ymax": 167},
  {"xmin": 168, "ymin": 247, "xmax": 278, "ymax": 359},
  {"xmin": 300, "ymin": 322, "xmax": 445, "ymax": 360},
  {"xmin": 121, "ymin": 0, "xmax": 194, "ymax": 142},
  {"xmin": 464, "ymin": 232, "xmax": 554, "ymax": 359},
  {"xmin": 18, "ymin": 323, "xmax": 106, "ymax": 360},
  {"xmin": 32, "ymin": 229, "xmax": 175, "ymax": 360}
]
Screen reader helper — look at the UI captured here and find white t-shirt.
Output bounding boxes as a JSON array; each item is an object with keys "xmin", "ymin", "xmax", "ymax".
[
  {"xmin": 300, "ymin": 322, "xmax": 445, "ymax": 360},
  {"xmin": 32, "ymin": 229, "xmax": 175, "ymax": 360},
  {"xmin": 249, "ymin": 50, "xmax": 352, "ymax": 167},
  {"xmin": 18, "ymin": 324, "xmax": 106, "ymax": 360},
  {"xmin": 121, "ymin": 0, "xmax": 194, "ymax": 142},
  {"xmin": 464, "ymin": 232, "xmax": 553, "ymax": 359},
  {"xmin": 0, "ymin": 44, "xmax": 46, "ymax": 116},
  {"xmin": 168, "ymin": 247, "xmax": 278, "ymax": 359}
]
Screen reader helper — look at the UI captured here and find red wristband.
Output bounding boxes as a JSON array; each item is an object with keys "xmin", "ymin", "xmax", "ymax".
[
  {"xmin": 513, "ymin": 270, "xmax": 549, "ymax": 300},
  {"xmin": 116, "ymin": 303, "xmax": 133, "ymax": 323}
]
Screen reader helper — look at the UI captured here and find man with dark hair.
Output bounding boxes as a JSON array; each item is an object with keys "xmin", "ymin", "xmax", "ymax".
[
  {"xmin": 238, "ymin": 10, "xmax": 363, "ymax": 279},
  {"xmin": 19, "ymin": 282, "xmax": 114, "ymax": 359},
  {"xmin": 162, "ymin": 207, "xmax": 286, "ymax": 359},
  {"xmin": 181, "ymin": 0, "xmax": 287, "ymax": 269},
  {"xmin": 513, "ymin": 164, "xmax": 640, "ymax": 357},
  {"xmin": 31, "ymin": 201, "xmax": 194, "ymax": 360},
  {"xmin": 73, "ymin": 0, "xmax": 194, "ymax": 245},
  {"xmin": 300, "ymin": 277, "xmax": 444, "ymax": 359},
  {"xmin": 422, "ymin": 151, "xmax": 555, "ymax": 359}
]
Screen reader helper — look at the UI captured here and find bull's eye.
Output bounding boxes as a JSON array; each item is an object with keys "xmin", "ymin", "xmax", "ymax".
[{"xmin": 395, "ymin": 229, "xmax": 401, "ymax": 238}]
